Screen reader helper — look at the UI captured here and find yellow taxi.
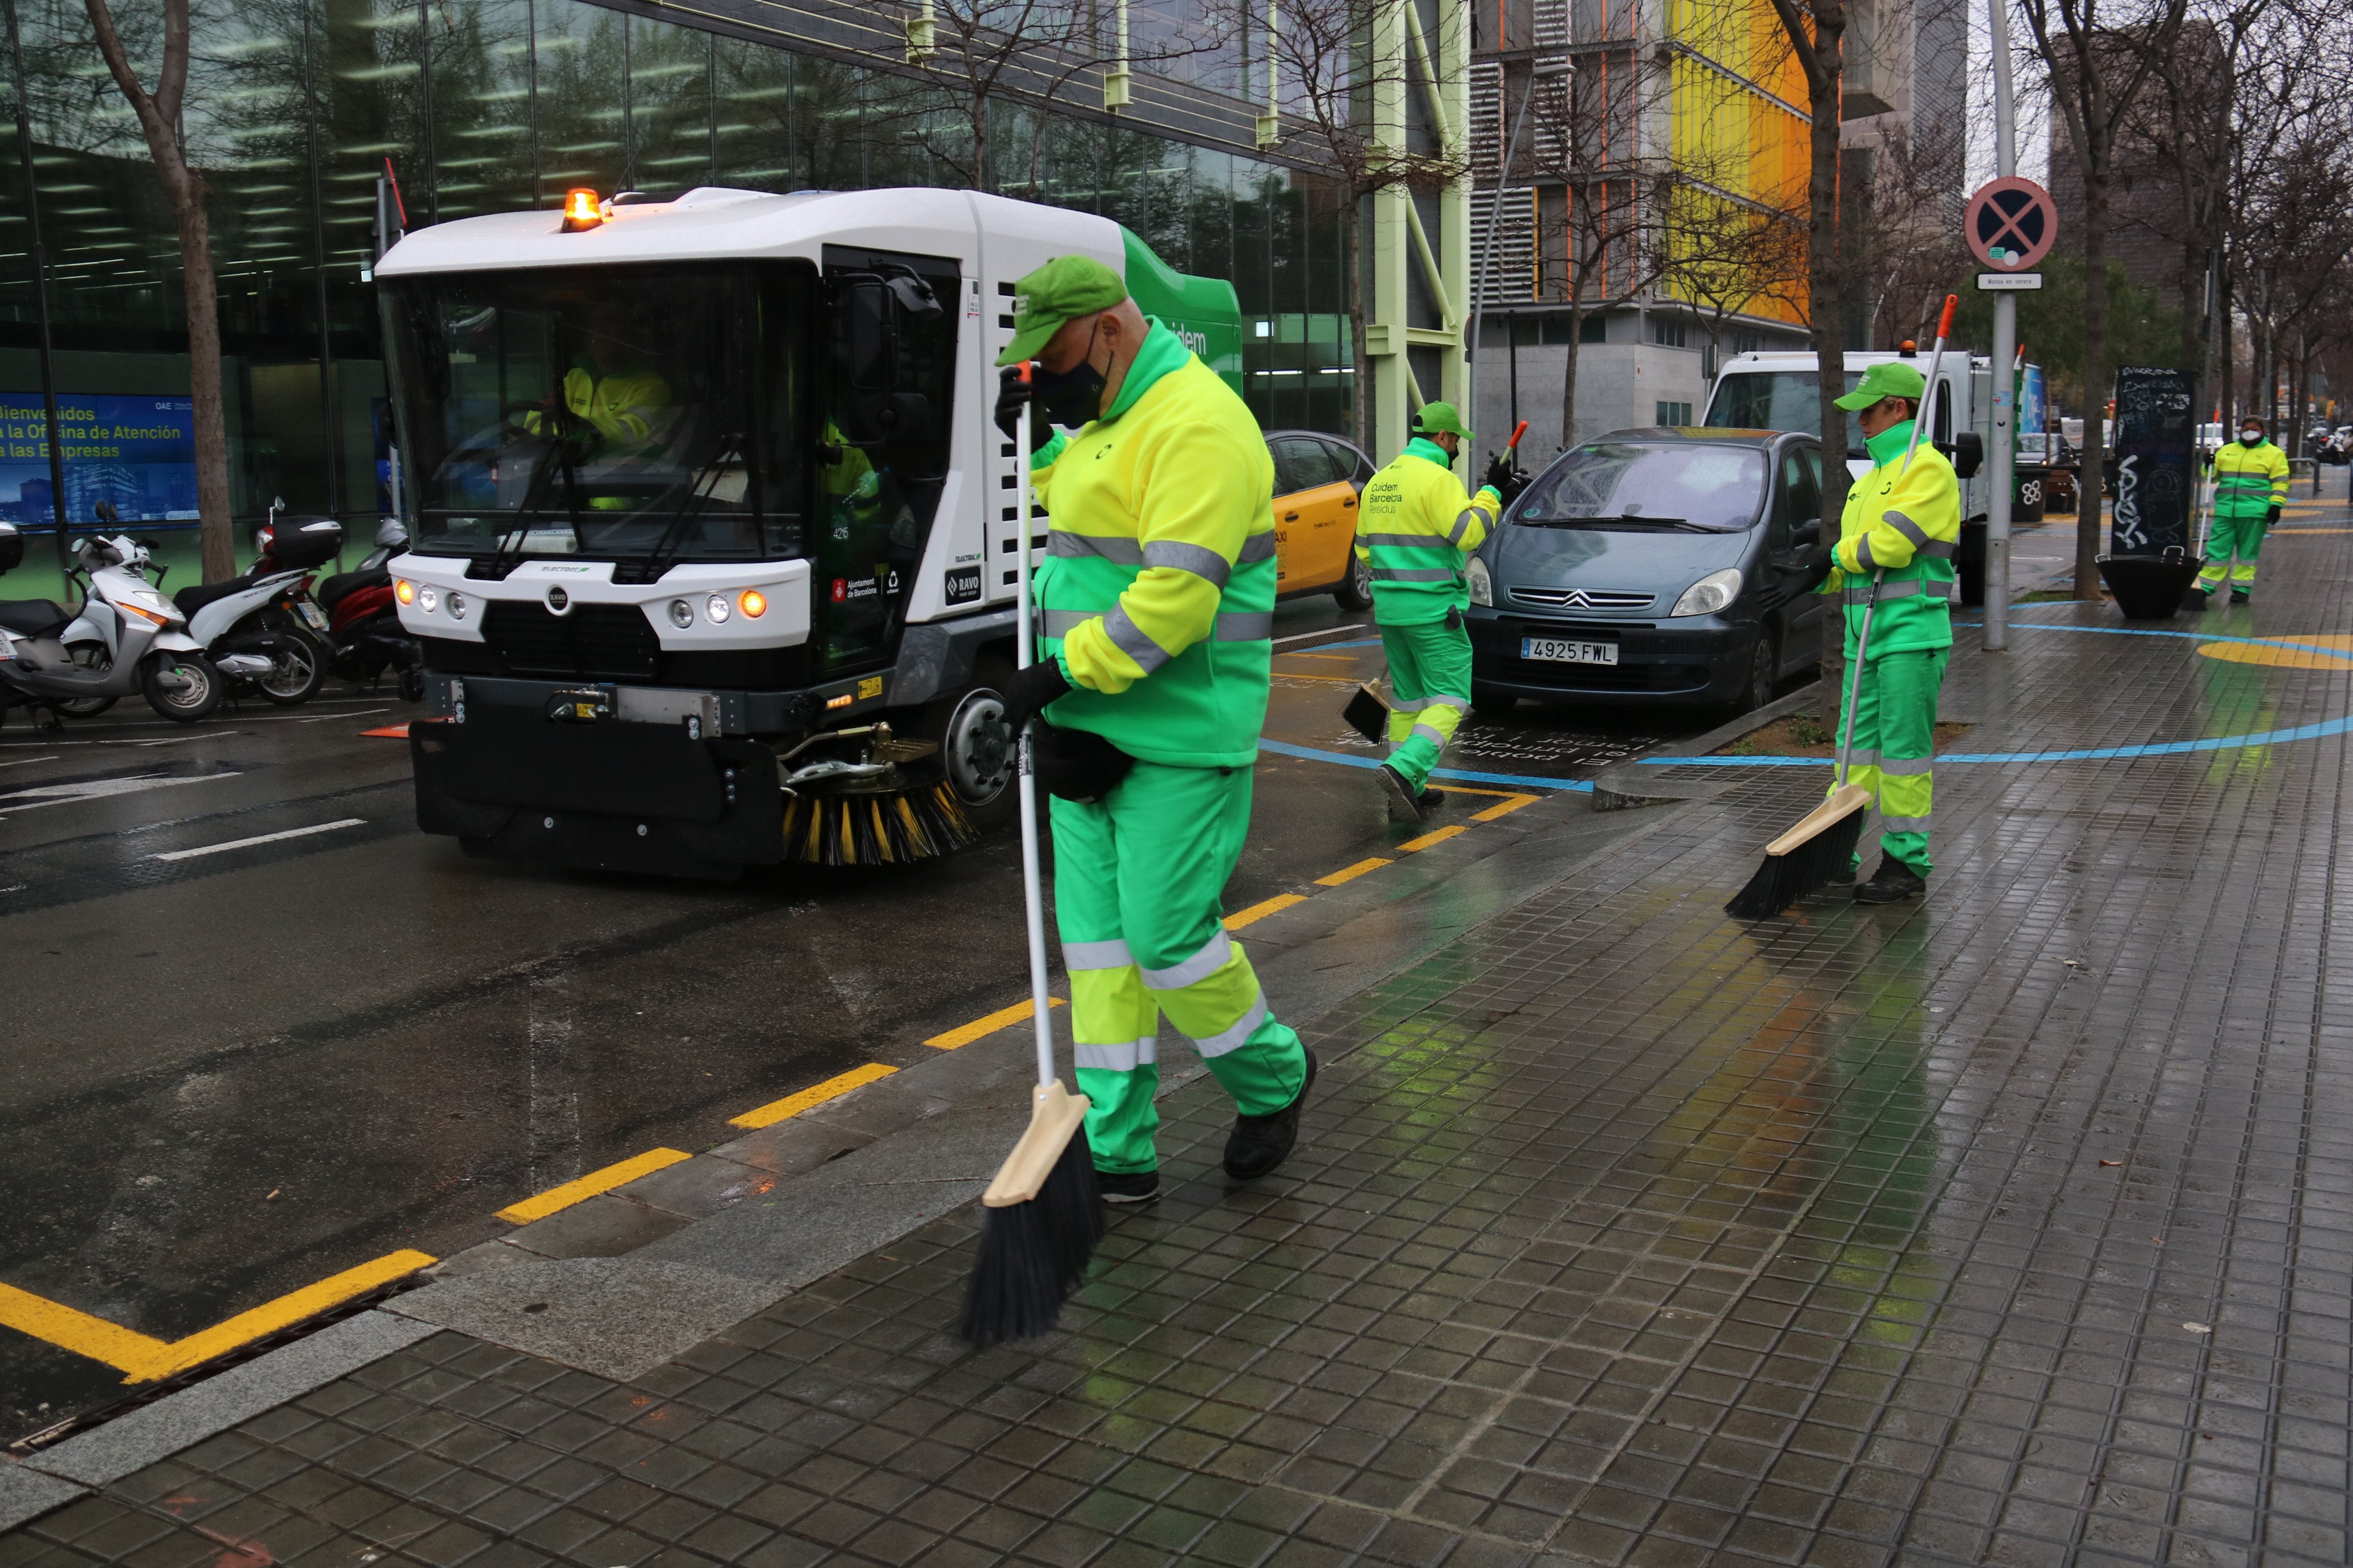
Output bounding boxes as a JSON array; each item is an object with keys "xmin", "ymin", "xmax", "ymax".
[{"xmin": 1265, "ymin": 429, "xmax": 1374, "ymax": 611}]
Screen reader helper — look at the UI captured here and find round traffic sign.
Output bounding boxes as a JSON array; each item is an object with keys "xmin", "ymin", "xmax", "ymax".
[{"xmin": 1966, "ymin": 177, "xmax": 2057, "ymax": 270}]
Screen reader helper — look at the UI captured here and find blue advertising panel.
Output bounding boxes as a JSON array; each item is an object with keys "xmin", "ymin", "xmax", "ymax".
[
  {"xmin": 2018, "ymin": 363, "xmax": 2046, "ymax": 442},
  {"xmin": 0, "ymin": 394, "xmax": 199, "ymax": 527}
]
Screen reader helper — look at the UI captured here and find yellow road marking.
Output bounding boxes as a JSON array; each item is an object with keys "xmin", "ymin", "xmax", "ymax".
[
  {"xmin": 497, "ymin": 1149, "xmax": 692, "ymax": 1224},
  {"xmin": 0, "ymin": 1250, "xmax": 435, "ymax": 1383},
  {"xmin": 1317, "ymin": 857, "xmax": 1393, "ymax": 886},
  {"xmin": 2195, "ymin": 632, "xmax": 2353, "ymax": 671},
  {"xmin": 1400, "ymin": 824, "xmax": 1468, "ymax": 851},
  {"xmin": 1225, "ymin": 893, "xmax": 1308, "ymax": 929},
  {"xmin": 730, "ymin": 1062, "xmax": 898, "ymax": 1129},
  {"xmin": 925, "ymin": 996, "xmax": 1065, "ymax": 1051}
]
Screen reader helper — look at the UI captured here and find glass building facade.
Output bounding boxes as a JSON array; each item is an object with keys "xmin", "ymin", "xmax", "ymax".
[{"xmin": 0, "ymin": 0, "xmax": 1355, "ymax": 590}]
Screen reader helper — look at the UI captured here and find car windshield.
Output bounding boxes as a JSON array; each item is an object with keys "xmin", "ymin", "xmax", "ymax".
[
  {"xmin": 381, "ymin": 264, "xmax": 800, "ymax": 566},
  {"xmin": 1513, "ymin": 442, "xmax": 1767, "ymax": 532}
]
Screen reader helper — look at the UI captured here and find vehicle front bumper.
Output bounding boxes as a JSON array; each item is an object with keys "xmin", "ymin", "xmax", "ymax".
[{"xmin": 1466, "ymin": 606, "xmax": 1761, "ymax": 706}]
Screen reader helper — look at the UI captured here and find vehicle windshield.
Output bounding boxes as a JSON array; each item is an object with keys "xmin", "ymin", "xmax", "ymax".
[
  {"xmin": 1513, "ymin": 441, "xmax": 1767, "ymax": 532},
  {"xmin": 1705, "ymin": 371, "xmax": 1869, "ymax": 456},
  {"xmin": 381, "ymin": 264, "xmax": 800, "ymax": 566}
]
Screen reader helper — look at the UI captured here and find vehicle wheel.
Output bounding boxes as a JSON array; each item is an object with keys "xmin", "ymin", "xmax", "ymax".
[
  {"xmin": 1332, "ymin": 551, "xmax": 1374, "ymax": 613},
  {"xmin": 255, "ymin": 634, "xmax": 327, "ymax": 706},
  {"xmin": 50, "ymin": 642, "xmax": 117, "ymax": 717},
  {"xmin": 925, "ymin": 653, "xmax": 1018, "ymax": 833},
  {"xmin": 1726, "ymin": 631, "xmax": 1777, "ymax": 717},
  {"xmin": 141, "ymin": 650, "xmax": 223, "ymax": 723},
  {"xmin": 1469, "ymin": 683, "xmax": 1517, "ymax": 717}
]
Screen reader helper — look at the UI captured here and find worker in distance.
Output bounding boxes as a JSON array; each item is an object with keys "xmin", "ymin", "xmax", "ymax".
[
  {"xmin": 2194, "ymin": 415, "xmax": 2291, "ymax": 606},
  {"xmin": 990, "ymin": 256, "xmax": 1314, "ymax": 1206}
]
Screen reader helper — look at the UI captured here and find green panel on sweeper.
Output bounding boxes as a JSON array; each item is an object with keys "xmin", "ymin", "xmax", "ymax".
[{"xmin": 1119, "ymin": 226, "xmax": 1242, "ymax": 395}]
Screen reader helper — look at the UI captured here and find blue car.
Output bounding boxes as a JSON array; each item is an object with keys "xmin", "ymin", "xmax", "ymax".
[{"xmin": 1465, "ymin": 427, "xmax": 1829, "ymax": 714}]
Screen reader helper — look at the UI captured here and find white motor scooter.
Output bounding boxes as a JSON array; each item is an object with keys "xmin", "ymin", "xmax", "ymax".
[
  {"xmin": 174, "ymin": 513, "xmax": 344, "ymax": 706},
  {"xmin": 0, "ymin": 525, "xmax": 225, "ymax": 724}
]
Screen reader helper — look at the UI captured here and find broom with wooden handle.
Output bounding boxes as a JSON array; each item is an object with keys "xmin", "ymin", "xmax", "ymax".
[
  {"xmin": 1726, "ymin": 294, "xmax": 1957, "ymax": 919},
  {"xmin": 960, "ymin": 367, "xmax": 1106, "ymax": 1346}
]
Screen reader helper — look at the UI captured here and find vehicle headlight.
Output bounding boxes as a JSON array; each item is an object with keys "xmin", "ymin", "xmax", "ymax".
[
  {"xmin": 447, "ymin": 593, "xmax": 467, "ymax": 621},
  {"xmin": 705, "ymin": 592, "xmax": 732, "ymax": 624},
  {"xmin": 395, "ymin": 578, "xmax": 416, "ymax": 605},
  {"xmin": 669, "ymin": 598, "xmax": 694, "ymax": 628},
  {"xmin": 418, "ymin": 586, "xmax": 440, "ymax": 614},
  {"xmin": 1467, "ymin": 555, "xmax": 1493, "ymax": 608},
  {"xmin": 1671, "ymin": 567, "xmax": 1744, "ymax": 617}
]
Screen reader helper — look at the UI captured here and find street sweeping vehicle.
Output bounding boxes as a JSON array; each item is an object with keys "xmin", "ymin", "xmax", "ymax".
[{"xmin": 378, "ymin": 186, "xmax": 1242, "ymax": 878}]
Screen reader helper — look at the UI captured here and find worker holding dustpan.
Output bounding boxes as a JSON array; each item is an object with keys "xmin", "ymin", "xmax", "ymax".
[
  {"xmin": 1351, "ymin": 405, "xmax": 1525, "ymax": 823},
  {"xmin": 1827, "ymin": 360, "xmax": 1962, "ymax": 903}
]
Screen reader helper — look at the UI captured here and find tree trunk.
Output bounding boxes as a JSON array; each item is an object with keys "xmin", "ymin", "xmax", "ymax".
[
  {"xmin": 173, "ymin": 181, "xmax": 233, "ymax": 583},
  {"xmin": 1343, "ymin": 192, "xmax": 1371, "ymax": 454},
  {"xmin": 2077, "ymin": 171, "xmax": 2109, "ymax": 598},
  {"xmin": 1800, "ymin": 42, "xmax": 1848, "ymax": 697},
  {"xmin": 1559, "ymin": 289, "xmax": 1583, "ymax": 450}
]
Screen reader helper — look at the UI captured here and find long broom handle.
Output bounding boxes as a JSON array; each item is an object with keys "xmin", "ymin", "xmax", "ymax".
[
  {"xmin": 1013, "ymin": 376, "xmax": 1056, "ymax": 1091},
  {"xmin": 1904, "ymin": 294, "xmax": 1959, "ymax": 470}
]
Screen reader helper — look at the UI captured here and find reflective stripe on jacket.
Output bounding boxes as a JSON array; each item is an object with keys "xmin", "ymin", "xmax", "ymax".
[
  {"xmin": 1029, "ymin": 321, "xmax": 1277, "ymax": 768},
  {"xmin": 2208, "ymin": 438, "xmax": 2290, "ymax": 519},
  {"xmin": 1353, "ymin": 438, "xmax": 1500, "ymax": 625},
  {"xmin": 1825, "ymin": 419, "xmax": 1961, "ymax": 657}
]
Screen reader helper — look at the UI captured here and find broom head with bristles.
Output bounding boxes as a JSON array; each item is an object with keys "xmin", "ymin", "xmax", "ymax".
[
  {"xmin": 960, "ymin": 1079, "xmax": 1105, "ymax": 1346},
  {"xmin": 1342, "ymin": 683, "xmax": 1389, "ymax": 744},
  {"xmin": 1724, "ymin": 783, "xmax": 1871, "ymax": 919}
]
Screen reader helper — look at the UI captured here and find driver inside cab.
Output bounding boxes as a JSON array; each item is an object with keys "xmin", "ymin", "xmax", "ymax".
[{"xmin": 524, "ymin": 309, "xmax": 674, "ymax": 508}]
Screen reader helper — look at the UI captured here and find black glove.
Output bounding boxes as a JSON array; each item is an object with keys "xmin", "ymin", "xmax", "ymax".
[
  {"xmin": 1752, "ymin": 545, "xmax": 1832, "ymax": 611},
  {"xmin": 2267, "ymin": 503, "xmax": 2282, "ymax": 525},
  {"xmin": 995, "ymin": 366, "xmax": 1053, "ymax": 451},
  {"xmin": 1030, "ymin": 718, "xmax": 1136, "ymax": 803},
  {"xmin": 1481, "ymin": 451, "xmax": 1516, "ymax": 493},
  {"xmin": 996, "ymin": 657, "xmax": 1070, "ymax": 737}
]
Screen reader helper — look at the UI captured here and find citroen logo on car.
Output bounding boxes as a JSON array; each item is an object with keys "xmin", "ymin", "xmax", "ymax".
[
  {"xmin": 1561, "ymin": 589, "xmax": 1595, "ymax": 609},
  {"xmin": 546, "ymin": 586, "xmax": 570, "ymax": 614}
]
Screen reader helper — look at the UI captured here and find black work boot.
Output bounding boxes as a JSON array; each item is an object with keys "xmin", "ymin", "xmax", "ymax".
[
  {"xmin": 1096, "ymin": 1170, "xmax": 1161, "ymax": 1205},
  {"xmin": 1417, "ymin": 786, "xmax": 1447, "ymax": 812},
  {"xmin": 1225, "ymin": 1049, "xmax": 1318, "ymax": 1180},
  {"xmin": 1854, "ymin": 854, "xmax": 1926, "ymax": 904},
  {"xmin": 1378, "ymin": 764, "xmax": 1427, "ymax": 824},
  {"xmin": 2231, "ymin": 588, "xmax": 2251, "ymax": 604}
]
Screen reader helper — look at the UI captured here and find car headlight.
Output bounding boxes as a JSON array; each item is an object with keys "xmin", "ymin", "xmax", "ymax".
[
  {"xmin": 1467, "ymin": 555, "xmax": 1493, "ymax": 608},
  {"xmin": 1671, "ymin": 567, "xmax": 1744, "ymax": 617},
  {"xmin": 705, "ymin": 592, "xmax": 732, "ymax": 624},
  {"xmin": 447, "ymin": 592, "xmax": 467, "ymax": 621},
  {"xmin": 669, "ymin": 598, "xmax": 694, "ymax": 628},
  {"xmin": 418, "ymin": 586, "xmax": 440, "ymax": 614}
]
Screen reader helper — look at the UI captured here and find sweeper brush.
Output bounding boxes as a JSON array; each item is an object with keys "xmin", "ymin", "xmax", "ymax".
[{"xmin": 776, "ymin": 725, "xmax": 982, "ymax": 867}]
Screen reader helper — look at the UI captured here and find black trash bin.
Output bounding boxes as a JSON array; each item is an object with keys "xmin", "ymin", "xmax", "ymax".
[{"xmin": 2095, "ymin": 550, "xmax": 2203, "ymax": 620}]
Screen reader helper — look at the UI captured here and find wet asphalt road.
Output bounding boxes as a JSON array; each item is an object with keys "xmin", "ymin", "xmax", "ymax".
[{"xmin": 0, "ymin": 595, "xmax": 1756, "ymax": 1442}]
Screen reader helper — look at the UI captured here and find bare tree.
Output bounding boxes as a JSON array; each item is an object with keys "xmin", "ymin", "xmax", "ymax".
[
  {"xmin": 2022, "ymin": 0, "xmax": 2187, "ymax": 597},
  {"xmin": 1666, "ymin": 193, "xmax": 1810, "ymax": 400},
  {"xmin": 1761, "ymin": 0, "xmax": 1853, "ymax": 541},
  {"xmin": 1849, "ymin": 127, "xmax": 1971, "ymax": 351},
  {"xmin": 82, "ymin": 0, "xmax": 233, "ymax": 580},
  {"xmin": 1265, "ymin": 0, "xmax": 1465, "ymax": 452}
]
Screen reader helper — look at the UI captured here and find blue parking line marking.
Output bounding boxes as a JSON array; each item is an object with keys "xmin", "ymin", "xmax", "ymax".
[{"xmin": 1257, "ymin": 737, "xmax": 1592, "ymax": 791}]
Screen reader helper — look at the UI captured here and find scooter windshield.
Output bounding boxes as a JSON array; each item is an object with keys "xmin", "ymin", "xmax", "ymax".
[{"xmin": 381, "ymin": 263, "xmax": 802, "ymax": 568}]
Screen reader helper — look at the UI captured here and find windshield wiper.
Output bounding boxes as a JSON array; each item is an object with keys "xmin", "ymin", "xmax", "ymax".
[
  {"xmin": 626, "ymin": 433, "xmax": 747, "ymax": 585},
  {"xmin": 1522, "ymin": 514, "xmax": 1711, "ymax": 532}
]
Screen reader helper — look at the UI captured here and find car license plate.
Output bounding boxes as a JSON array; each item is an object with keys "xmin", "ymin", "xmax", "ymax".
[
  {"xmin": 1521, "ymin": 635, "xmax": 1618, "ymax": 665},
  {"xmin": 297, "ymin": 602, "xmax": 328, "ymax": 631}
]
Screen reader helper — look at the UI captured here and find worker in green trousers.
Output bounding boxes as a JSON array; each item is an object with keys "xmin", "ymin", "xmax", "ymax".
[
  {"xmin": 2195, "ymin": 417, "xmax": 2290, "ymax": 605},
  {"xmin": 1828, "ymin": 361, "xmax": 1961, "ymax": 903},
  {"xmin": 991, "ymin": 256, "xmax": 1314, "ymax": 1205},
  {"xmin": 1354, "ymin": 403, "xmax": 1514, "ymax": 822}
]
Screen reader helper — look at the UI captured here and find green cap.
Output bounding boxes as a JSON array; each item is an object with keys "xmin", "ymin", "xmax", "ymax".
[
  {"xmin": 1834, "ymin": 360, "xmax": 1927, "ymax": 410},
  {"xmin": 996, "ymin": 255, "xmax": 1129, "ymax": 367},
  {"xmin": 1412, "ymin": 401, "xmax": 1474, "ymax": 441}
]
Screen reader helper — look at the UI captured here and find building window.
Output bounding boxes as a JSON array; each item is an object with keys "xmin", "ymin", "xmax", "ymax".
[
  {"xmin": 1656, "ymin": 402, "xmax": 1693, "ymax": 426},
  {"xmin": 1649, "ymin": 315, "xmax": 1688, "ymax": 348},
  {"xmin": 1542, "ymin": 314, "xmax": 1607, "ymax": 345}
]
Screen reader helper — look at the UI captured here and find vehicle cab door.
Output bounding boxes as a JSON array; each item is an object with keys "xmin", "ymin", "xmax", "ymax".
[
  {"xmin": 1768, "ymin": 444, "xmax": 1826, "ymax": 665},
  {"xmin": 1268, "ymin": 436, "xmax": 1357, "ymax": 592}
]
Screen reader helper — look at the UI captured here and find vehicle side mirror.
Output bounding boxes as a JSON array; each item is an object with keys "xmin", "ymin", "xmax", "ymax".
[
  {"xmin": 0, "ymin": 521, "xmax": 20, "ymax": 574},
  {"xmin": 1943, "ymin": 431, "xmax": 1983, "ymax": 479}
]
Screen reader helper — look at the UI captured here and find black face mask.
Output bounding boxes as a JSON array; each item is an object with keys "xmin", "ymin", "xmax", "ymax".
[{"xmin": 1033, "ymin": 323, "xmax": 1109, "ymax": 428}]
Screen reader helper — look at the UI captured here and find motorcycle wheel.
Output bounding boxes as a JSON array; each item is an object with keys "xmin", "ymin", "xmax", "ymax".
[
  {"xmin": 51, "ymin": 642, "xmax": 117, "ymax": 717},
  {"xmin": 254, "ymin": 634, "xmax": 327, "ymax": 706},
  {"xmin": 141, "ymin": 651, "xmax": 224, "ymax": 723}
]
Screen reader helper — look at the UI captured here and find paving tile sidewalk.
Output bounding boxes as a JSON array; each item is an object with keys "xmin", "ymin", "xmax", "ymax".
[{"xmin": 9, "ymin": 478, "xmax": 2353, "ymax": 1567}]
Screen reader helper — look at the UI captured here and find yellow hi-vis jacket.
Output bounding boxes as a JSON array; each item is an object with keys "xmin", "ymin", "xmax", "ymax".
[
  {"xmin": 1029, "ymin": 321, "xmax": 1279, "ymax": 768},
  {"xmin": 1352, "ymin": 439, "xmax": 1500, "ymax": 624},
  {"xmin": 1825, "ymin": 419, "xmax": 1961, "ymax": 656},
  {"xmin": 2208, "ymin": 436, "xmax": 2289, "ymax": 520}
]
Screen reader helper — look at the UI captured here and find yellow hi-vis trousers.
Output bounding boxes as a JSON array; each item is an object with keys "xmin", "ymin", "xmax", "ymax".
[
  {"xmin": 1378, "ymin": 617, "xmax": 1473, "ymax": 792},
  {"xmin": 1831, "ymin": 647, "xmax": 1948, "ymax": 875},
  {"xmin": 2197, "ymin": 511, "xmax": 2270, "ymax": 595},
  {"xmin": 1052, "ymin": 760, "xmax": 1309, "ymax": 1174}
]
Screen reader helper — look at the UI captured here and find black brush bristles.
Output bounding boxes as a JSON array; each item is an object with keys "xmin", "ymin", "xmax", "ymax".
[
  {"xmin": 1724, "ymin": 805, "xmax": 1865, "ymax": 919},
  {"xmin": 959, "ymin": 1127, "xmax": 1107, "ymax": 1346}
]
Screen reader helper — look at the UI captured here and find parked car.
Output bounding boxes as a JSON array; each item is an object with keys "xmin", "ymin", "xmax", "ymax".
[
  {"xmin": 1464, "ymin": 427, "xmax": 1827, "ymax": 715},
  {"xmin": 2018, "ymin": 431, "xmax": 2079, "ymax": 513},
  {"xmin": 1265, "ymin": 429, "xmax": 1375, "ymax": 610}
]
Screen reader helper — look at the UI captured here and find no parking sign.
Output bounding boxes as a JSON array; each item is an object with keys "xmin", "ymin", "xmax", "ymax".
[{"xmin": 1966, "ymin": 177, "xmax": 2058, "ymax": 273}]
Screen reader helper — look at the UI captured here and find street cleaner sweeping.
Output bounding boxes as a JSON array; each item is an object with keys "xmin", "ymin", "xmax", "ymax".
[
  {"xmin": 1350, "ymin": 407, "xmax": 1525, "ymax": 822},
  {"xmin": 962, "ymin": 256, "xmax": 1318, "ymax": 1343},
  {"xmin": 1729, "ymin": 295, "xmax": 1962, "ymax": 917},
  {"xmin": 2192, "ymin": 415, "xmax": 2290, "ymax": 606}
]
